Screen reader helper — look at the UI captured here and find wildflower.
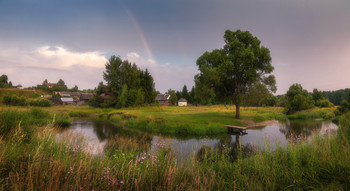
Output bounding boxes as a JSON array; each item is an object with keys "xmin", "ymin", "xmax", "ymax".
[{"xmin": 120, "ymin": 181, "xmax": 124, "ymax": 184}]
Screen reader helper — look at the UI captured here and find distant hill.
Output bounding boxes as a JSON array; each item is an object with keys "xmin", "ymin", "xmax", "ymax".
[{"xmin": 322, "ymin": 88, "xmax": 350, "ymax": 105}]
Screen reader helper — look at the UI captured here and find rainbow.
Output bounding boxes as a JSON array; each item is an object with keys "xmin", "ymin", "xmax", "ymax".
[{"xmin": 125, "ymin": 7, "xmax": 155, "ymax": 61}]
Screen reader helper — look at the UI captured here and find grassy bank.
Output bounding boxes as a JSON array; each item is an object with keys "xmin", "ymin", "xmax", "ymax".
[
  {"xmin": 0, "ymin": 105, "xmax": 286, "ymax": 135},
  {"xmin": 1, "ymin": 108, "xmax": 349, "ymax": 190},
  {"xmin": 287, "ymin": 107, "xmax": 336, "ymax": 120},
  {"xmin": 110, "ymin": 105, "xmax": 286, "ymax": 135}
]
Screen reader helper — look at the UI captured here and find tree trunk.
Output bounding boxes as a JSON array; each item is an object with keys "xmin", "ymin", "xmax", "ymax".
[{"xmin": 235, "ymin": 103, "xmax": 240, "ymax": 119}]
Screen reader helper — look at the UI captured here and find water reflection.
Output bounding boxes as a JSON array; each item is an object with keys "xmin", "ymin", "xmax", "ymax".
[
  {"xmin": 60, "ymin": 119, "xmax": 338, "ymax": 159},
  {"xmin": 278, "ymin": 120, "xmax": 323, "ymax": 139}
]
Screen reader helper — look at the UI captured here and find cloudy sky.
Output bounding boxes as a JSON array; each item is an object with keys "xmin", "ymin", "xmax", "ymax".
[{"xmin": 0, "ymin": 0, "xmax": 349, "ymax": 94}]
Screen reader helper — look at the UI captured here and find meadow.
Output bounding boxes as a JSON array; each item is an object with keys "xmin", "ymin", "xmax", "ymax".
[
  {"xmin": 1, "ymin": 105, "xmax": 288, "ymax": 135},
  {"xmin": 0, "ymin": 104, "xmax": 348, "ymax": 190}
]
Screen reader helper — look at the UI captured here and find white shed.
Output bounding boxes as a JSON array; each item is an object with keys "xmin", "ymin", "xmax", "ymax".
[
  {"xmin": 61, "ymin": 97, "xmax": 74, "ymax": 105},
  {"xmin": 178, "ymin": 98, "xmax": 187, "ymax": 107}
]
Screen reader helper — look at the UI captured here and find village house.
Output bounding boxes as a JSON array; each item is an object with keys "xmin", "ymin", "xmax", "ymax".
[
  {"xmin": 46, "ymin": 83, "xmax": 56, "ymax": 89},
  {"xmin": 178, "ymin": 98, "xmax": 188, "ymax": 107},
  {"xmin": 61, "ymin": 97, "xmax": 74, "ymax": 105},
  {"xmin": 155, "ymin": 94, "xmax": 171, "ymax": 106},
  {"xmin": 56, "ymin": 92, "xmax": 94, "ymax": 105},
  {"xmin": 58, "ymin": 92, "xmax": 82, "ymax": 101},
  {"xmin": 58, "ymin": 92, "xmax": 82, "ymax": 97},
  {"xmin": 80, "ymin": 93, "xmax": 94, "ymax": 103}
]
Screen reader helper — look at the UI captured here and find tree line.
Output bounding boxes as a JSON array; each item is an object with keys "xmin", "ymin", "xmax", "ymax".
[{"xmin": 88, "ymin": 56, "xmax": 156, "ymax": 108}]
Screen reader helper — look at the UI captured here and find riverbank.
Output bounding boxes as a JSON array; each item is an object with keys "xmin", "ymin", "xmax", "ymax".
[
  {"xmin": 101, "ymin": 105, "xmax": 287, "ymax": 135},
  {"xmin": 287, "ymin": 107, "xmax": 336, "ymax": 120},
  {"xmin": 0, "ymin": 105, "xmax": 287, "ymax": 135},
  {"xmin": 0, "ymin": 107, "xmax": 349, "ymax": 190}
]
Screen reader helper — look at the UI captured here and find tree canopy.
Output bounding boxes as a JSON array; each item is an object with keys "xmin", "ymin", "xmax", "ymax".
[
  {"xmin": 91, "ymin": 55, "xmax": 156, "ymax": 108},
  {"xmin": 0, "ymin": 75, "xmax": 8, "ymax": 88},
  {"xmin": 195, "ymin": 30, "xmax": 275, "ymax": 118},
  {"xmin": 322, "ymin": 88, "xmax": 350, "ymax": 105},
  {"xmin": 166, "ymin": 89, "xmax": 178, "ymax": 106},
  {"xmin": 0, "ymin": 74, "xmax": 15, "ymax": 88},
  {"xmin": 285, "ymin": 84, "xmax": 314, "ymax": 114},
  {"xmin": 243, "ymin": 83, "xmax": 276, "ymax": 106}
]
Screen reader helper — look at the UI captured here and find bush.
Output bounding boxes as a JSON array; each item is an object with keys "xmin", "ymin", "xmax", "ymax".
[
  {"xmin": 28, "ymin": 98, "xmax": 52, "ymax": 107},
  {"xmin": 2, "ymin": 94, "xmax": 27, "ymax": 106},
  {"xmin": 54, "ymin": 113, "xmax": 71, "ymax": 128},
  {"xmin": 29, "ymin": 108, "xmax": 50, "ymax": 126},
  {"xmin": 285, "ymin": 84, "xmax": 314, "ymax": 114},
  {"xmin": 88, "ymin": 95, "xmax": 104, "ymax": 108},
  {"xmin": 316, "ymin": 99, "xmax": 334, "ymax": 108},
  {"xmin": 32, "ymin": 93, "xmax": 41, "ymax": 98}
]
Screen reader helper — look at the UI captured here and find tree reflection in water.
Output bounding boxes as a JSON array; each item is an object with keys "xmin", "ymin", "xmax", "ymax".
[
  {"xmin": 196, "ymin": 134, "xmax": 256, "ymax": 162},
  {"xmin": 67, "ymin": 119, "xmax": 337, "ymax": 161},
  {"xmin": 278, "ymin": 120, "xmax": 323, "ymax": 140},
  {"xmin": 88, "ymin": 120, "xmax": 153, "ymax": 155}
]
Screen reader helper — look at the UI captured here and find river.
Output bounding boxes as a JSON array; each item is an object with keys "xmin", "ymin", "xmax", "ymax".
[{"xmin": 58, "ymin": 119, "xmax": 338, "ymax": 160}]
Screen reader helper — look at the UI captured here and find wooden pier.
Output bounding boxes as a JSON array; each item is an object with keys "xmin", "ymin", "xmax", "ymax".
[{"xmin": 225, "ymin": 125, "xmax": 248, "ymax": 134}]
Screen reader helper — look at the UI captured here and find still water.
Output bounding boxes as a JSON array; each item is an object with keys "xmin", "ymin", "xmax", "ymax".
[{"xmin": 59, "ymin": 119, "xmax": 338, "ymax": 160}]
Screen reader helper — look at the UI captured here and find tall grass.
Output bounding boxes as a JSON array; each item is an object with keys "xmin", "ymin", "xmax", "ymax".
[
  {"xmin": 1, "ymin": 108, "xmax": 349, "ymax": 190},
  {"xmin": 287, "ymin": 107, "xmax": 336, "ymax": 120}
]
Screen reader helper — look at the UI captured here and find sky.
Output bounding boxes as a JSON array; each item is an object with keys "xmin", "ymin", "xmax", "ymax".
[{"xmin": 0, "ymin": 0, "xmax": 349, "ymax": 94}]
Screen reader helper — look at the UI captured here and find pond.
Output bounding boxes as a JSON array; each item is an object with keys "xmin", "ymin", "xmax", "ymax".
[{"xmin": 59, "ymin": 119, "xmax": 338, "ymax": 160}]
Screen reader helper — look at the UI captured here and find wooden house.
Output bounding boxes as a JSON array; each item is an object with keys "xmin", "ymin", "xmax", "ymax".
[
  {"xmin": 80, "ymin": 93, "xmax": 94, "ymax": 103},
  {"xmin": 155, "ymin": 94, "xmax": 171, "ymax": 106},
  {"xmin": 46, "ymin": 83, "xmax": 56, "ymax": 89}
]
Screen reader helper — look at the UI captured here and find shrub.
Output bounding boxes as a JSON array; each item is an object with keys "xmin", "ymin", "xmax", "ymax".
[
  {"xmin": 29, "ymin": 108, "xmax": 50, "ymax": 126},
  {"xmin": 88, "ymin": 95, "xmax": 104, "ymax": 108},
  {"xmin": 28, "ymin": 98, "xmax": 52, "ymax": 107},
  {"xmin": 54, "ymin": 113, "xmax": 71, "ymax": 128},
  {"xmin": 32, "ymin": 93, "xmax": 41, "ymax": 98},
  {"xmin": 2, "ymin": 94, "xmax": 27, "ymax": 106},
  {"xmin": 317, "ymin": 99, "xmax": 334, "ymax": 108},
  {"xmin": 285, "ymin": 84, "xmax": 314, "ymax": 114}
]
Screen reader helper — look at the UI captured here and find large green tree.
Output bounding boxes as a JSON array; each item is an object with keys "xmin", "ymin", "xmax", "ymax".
[
  {"xmin": 102, "ymin": 55, "xmax": 156, "ymax": 108},
  {"xmin": 53, "ymin": 79, "xmax": 68, "ymax": 91},
  {"xmin": 182, "ymin": 85, "xmax": 189, "ymax": 101},
  {"xmin": 285, "ymin": 84, "xmax": 314, "ymax": 114},
  {"xmin": 167, "ymin": 89, "xmax": 178, "ymax": 106},
  {"xmin": 140, "ymin": 69, "xmax": 156, "ymax": 104},
  {"xmin": 243, "ymin": 83, "xmax": 276, "ymax": 106},
  {"xmin": 0, "ymin": 74, "xmax": 9, "ymax": 88},
  {"xmin": 195, "ymin": 30, "xmax": 275, "ymax": 118}
]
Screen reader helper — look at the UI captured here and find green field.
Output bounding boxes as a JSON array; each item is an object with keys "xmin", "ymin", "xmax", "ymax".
[{"xmin": 1, "ymin": 105, "xmax": 288, "ymax": 135}]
